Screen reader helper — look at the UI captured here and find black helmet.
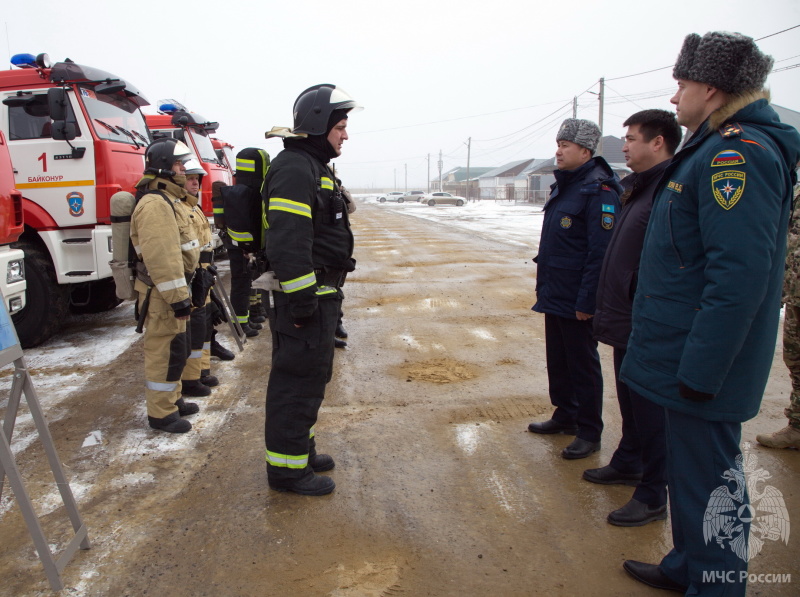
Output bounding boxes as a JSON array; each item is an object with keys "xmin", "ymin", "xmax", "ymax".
[
  {"xmin": 235, "ymin": 148, "xmax": 270, "ymax": 190},
  {"xmin": 292, "ymin": 84, "xmax": 361, "ymax": 135},
  {"xmin": 145, "ymin": 138, "xmax": 193, "ymax": 172}
]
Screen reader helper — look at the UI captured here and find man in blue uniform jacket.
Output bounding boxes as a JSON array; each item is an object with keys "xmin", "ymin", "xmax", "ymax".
[
  {"xmin": 528, "ymin": 118, "xmax": 622, "ymax": 460},
  {"xmin": 621, "ymin": 32, "xmax": 800, "ymax": 596}
]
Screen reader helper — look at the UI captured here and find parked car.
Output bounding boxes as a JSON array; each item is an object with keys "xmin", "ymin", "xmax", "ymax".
[
  {"xmin": 402, "ymin": 190, "xmax": 426, "ymax": 203},
  {"xmin": 426, "ymin": 192, "xmax": 466, "ymax": 206},
  {"xmin": 377, "ymin": 191, "xmax": 405, "ymax": 202}
]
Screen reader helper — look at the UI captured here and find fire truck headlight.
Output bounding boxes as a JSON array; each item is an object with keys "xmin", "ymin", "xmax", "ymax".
[{"xmin": 7, "ymin": 259, "xmax": 25, "ymax": 284}]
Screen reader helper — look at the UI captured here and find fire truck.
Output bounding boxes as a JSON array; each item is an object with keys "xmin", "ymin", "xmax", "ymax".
[
  {"xmin": 0, "ymin": 131, "xmax": 26, "ymax": 316},
  {"xmin": 145, "ymin": 102, "xmax": 233, "ymax": 222},
  {"xmin": 0, "ymin": 52, "xmax": 151, "ymax": 347},
  {"xmin": 211, "ymin": 137, "xmax": 235, "ymax": 176}
]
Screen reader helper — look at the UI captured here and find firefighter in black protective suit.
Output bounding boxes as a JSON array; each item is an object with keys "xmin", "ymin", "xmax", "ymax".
[{"xmin": 263, "ymin": 84, "xmax": 360, "ymax": 496}]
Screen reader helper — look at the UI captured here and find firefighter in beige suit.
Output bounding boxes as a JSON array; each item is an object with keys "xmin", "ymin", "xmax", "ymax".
[
  {"xmin": 179, "ymin": 160, "xmax": 217, "ymax": 395},
  {"xmin": 131, "ymin": 138, "xmax": 201, "ymax": 433}
]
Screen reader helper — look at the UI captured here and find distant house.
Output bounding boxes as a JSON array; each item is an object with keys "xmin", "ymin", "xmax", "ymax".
[
  {"xmin": 432, "ymin": 166, "xmax": 494, "ymax": 197},
  {"xmin": 477, "ymin": 159, "xmax": 539, "ymax": 200}
]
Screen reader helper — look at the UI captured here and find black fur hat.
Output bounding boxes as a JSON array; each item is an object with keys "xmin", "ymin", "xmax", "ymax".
[{"xmin": 672, "ymin": 32, "xmax": 773, "ymax": 94}]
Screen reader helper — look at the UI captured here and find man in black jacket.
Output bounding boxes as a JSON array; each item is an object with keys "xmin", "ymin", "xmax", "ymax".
[
  {"xmin": 263, "ymin": 84, "xmax": 360, "ymax": 496},
  {"xmin": 528, "ymin": 119, "xmax": 622, "ymax": 460},
  {"xmin": 586, "ymin": 110, "xmax": 682, "ymax": 525}
]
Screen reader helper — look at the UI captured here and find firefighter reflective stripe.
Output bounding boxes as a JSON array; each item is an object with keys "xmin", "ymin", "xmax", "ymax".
[
  {"xmin": 321, "ymin": 177, "xmax": 334, "ymax": 190},
  {"xmin": 236, "ymin": 158, "xmax": 255, "ymax": 172},
  {"xmin": 237, "ymin": 314, "xmax": 249, "ymax": 324},
  {"xmin": 156, "ymin": 277, "xmax": 188, "ymax": 292},
  {"xmin": 262, "ymin": 201, "xmax": 269, "ymax": 230},
  {"xmin": 181, "ymin": 238, "xmax": 200, "ymax": 252},
  {"xmin": 213, "ymin": 206, "xmax": 224, "ymax": 215},
  {"xmin": 265, "ymin": 450, "xmax": 309, "ymax": 469},
  {"xmin": 309, "ymin": 426, "xmax": 315, "ymax": 438},
  {"xmin": 228, "ymin": 228, "xmax": 254, "ymax": 243},
  {"xmin": 281, "ymin": 272, "xmax": 316, "ymax": 293},
  {"xmin": 188, "ymin": 349, "xmax": 202, "ymax": 359},
  {"xmin": 146, "ymin": 380, "xmax": 178, "ymax": 392},
  {"xmin": 269, "ymin": 198, "xmax": 312, "ymax": 218},
  {"xmin": 203, "ymin": 341, "xmax": 211, "ymax": 351},
  {"xmin": 315, "ymin": 286, "xmax": 337, "ymax": 296}
]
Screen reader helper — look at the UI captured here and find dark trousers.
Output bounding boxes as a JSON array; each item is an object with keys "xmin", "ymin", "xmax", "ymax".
[
  {"xmin": 227, "ymin": 246, "xmax": 251, "ymax": 321},
  {"xmin": 544, "ymin": 313, "xmax": 603, "ymax": 442},
  {"xmin": 659, "ymin": 409, "xmax": 747, "ymax": 596},
  {"xmin": 264, "ymin": 296, "xmax": 340, "ymax": 482},
  {"xmin": 609, "ymin": 347, "xmax": 668, "ymax": 506}
]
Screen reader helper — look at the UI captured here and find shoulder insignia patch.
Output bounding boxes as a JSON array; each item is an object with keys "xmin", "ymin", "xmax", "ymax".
[
  {"xmin": 720, "ymin": 123, "xmax": 743, "ymax": 138},
  {"xmin": 711, "ymin": 150, "xmax": 745, "ymax": 167},
  {"xmin": 560, "ymin": 216, "xmax": 572, "ymax": 229},
  {"xmin": 711, "ymin": 170, "xmax": 746, "ymax": 210},
  {"xmin": 601, "ymin": 204, "xmax": 615, "ymax": 213},
  {"xmin": 601, "ymin": 185, "xmax": 612, "ymax": 192},
  {"xmin": 601, "ymin": 214, "xmax": 614, "ymax": 230},
  {"xmin": 667, "ymin": 180, "xmax": 683, "ymax": 194}
]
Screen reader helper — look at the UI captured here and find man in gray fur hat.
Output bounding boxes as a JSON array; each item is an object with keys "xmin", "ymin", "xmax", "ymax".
[
  {"xmin": 620, "ymin": 31, "xmax": 800, "ymax": 595},
  {"xmin": 528, "ymin": 118, "xmax": 622, "ymax": 459}
]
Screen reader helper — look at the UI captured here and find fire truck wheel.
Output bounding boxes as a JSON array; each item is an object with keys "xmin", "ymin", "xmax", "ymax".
[
  {"xmin": 69, "ymin": 278, "xmax": 123, "ymax": 314},
  {"xmin": 11, "ymin": 243, "xmax": 69, "ymax": 348}
]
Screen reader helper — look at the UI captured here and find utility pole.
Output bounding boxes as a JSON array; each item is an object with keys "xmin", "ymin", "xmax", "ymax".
[
  {"xmin": 426, "ymin": 153, "xmax": 430, "ymax": 193},
  {"xmin": 572, "ymin": 96, "xmax": 577, "ymax": 118},
  {"xmin": 598, "ymin": 77, "xmax": 605, "ymax": 157},
  {"xmin": 465, "ymin": 137, "xmax": 471, "ymax": 202},
  {"xmin": 438, "ymin": 150, "xmax": 443, "ymax": 192}
]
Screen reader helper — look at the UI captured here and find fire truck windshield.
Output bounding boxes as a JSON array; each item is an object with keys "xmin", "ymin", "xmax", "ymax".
[
  {"xmin": 78, "ymin": 85, "xmax": 150, "ymax": 146},
  {"xmin": 188, "ymin": 128, "xmax": 221, "ymax": 164}
]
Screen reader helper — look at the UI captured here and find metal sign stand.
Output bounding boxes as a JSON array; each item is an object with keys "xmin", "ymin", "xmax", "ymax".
[{"xmin": 0, "ymin": 294, "xmax": 90, "ymax": 591}]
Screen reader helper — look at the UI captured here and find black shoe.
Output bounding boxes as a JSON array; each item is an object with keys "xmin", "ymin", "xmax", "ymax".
[
  {"xmin": 210, "ymin": 339, "xmax": 235, "ymax": 361},
  {"xmin": 608, "ymin": 499, "xmax": 668, "ymax": 527},
  {"xmin": 335, "ymin": 338, "xmax": 347, "ymax": 349},
  {"xmin": 181, "ymin": 379, "xmax": 211, "ymax": 397},
  {"xmin": 248, "ymin": 320, "xmax": 263, "ymax": 330},
  {"xmin": 335, "ymin": 323, "xmax": 348, "ymax": 339},
  {"xmin": 562, "ymin": 437, "xmax": 601, "ymax": 459},
  {"xmin": 148, "ymin": 411, "xmax": 191, "ymax": 433},
  {"xmin": 623, "ymin": 560, "xmax": 687, "ymax": 593},
  {"xmin": 310, "ymin": 454, "xmax": 335, "ymax": 472},
  {"xmin": 249, "ymin": 310, "xmax": 267, "ymax": 324},
  {"xmin": 175, "ymin": 398, "xmax": 199, "ymax": 416},
  {"xmin": 583, "ymin": 464, "xmax": 642, "ymax": 486},
  {"xmin": 269, "ymin": 474, "xmax": 336, "ymax": 496},
  {"xmin": 241, "ymin": 323, "xmax": 260, "ymax": 338},
  {"xmin": 528, "ymin": 419, "xmax": 578, "ymax": 435},
  {"xmin": 200, "ymin": 371, "xmax": 219, "ymax": 387}
]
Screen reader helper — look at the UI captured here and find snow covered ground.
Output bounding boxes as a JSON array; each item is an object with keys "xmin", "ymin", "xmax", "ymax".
[{"xmin": 358, "ymin": 196, "xmax": 544, "ymax": 250}]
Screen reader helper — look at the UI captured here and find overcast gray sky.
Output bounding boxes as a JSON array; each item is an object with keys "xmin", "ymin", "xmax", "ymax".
[{"xmin": 4, "ymin": 0, "xmax": 799, "ymax": 190}]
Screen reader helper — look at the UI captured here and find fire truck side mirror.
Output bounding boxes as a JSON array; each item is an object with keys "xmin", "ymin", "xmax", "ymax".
[
  {"xmin": 47, "ymin": 88, "xmax": 69, "ymax": 121},
  {"xmin": 51, "ymin": 121, "xmax": 77, "ymax": 141}
]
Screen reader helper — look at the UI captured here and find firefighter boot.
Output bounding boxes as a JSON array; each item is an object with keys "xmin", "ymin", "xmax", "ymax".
[
  {"xmin": 176, "ymin": 398, "xmax": 200, "ymax": 416},
  {"xmin": 269, "ymin": 472, "xmax": 336, "ymax": 496},
  {"xmin": 149, "ymin": 411, "xmax": 192, "ymax": 433},
  {"xmin": 335, "ymin": 322, "xmax": 348, "ymax": 339},
  {"xmin": 310, "ymin": 453, "xmax": 335, "ymax": 472},
  {"xmin": 249, "ymin": 303, "xmax": 267, "ymax": 324},
  {"xmin": 335, "ymin": 338, "xmax": 347, "ymax": 349},
  {"xmin": 200, "ymin": 369, "xmax": 219, "ymax": 387},
  {"xmin": 210, "ymin": 333, "xmax": 235, "ymax": 361},
  {"xmin": 248, "ymin": 320, "xmax": 263, "ymax": 331},
  {"xmin": 182, "ymin": 379, "xmax": 211, "ymax": 397},
  {"xmin": 241, "ymin": 323, "xmax": 260, "ymax": 338}
]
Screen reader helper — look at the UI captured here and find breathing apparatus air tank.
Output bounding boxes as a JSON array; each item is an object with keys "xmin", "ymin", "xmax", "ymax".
[{"xmin": 109, "ymin": 191, "xmax": 137, "ymax": 300}]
